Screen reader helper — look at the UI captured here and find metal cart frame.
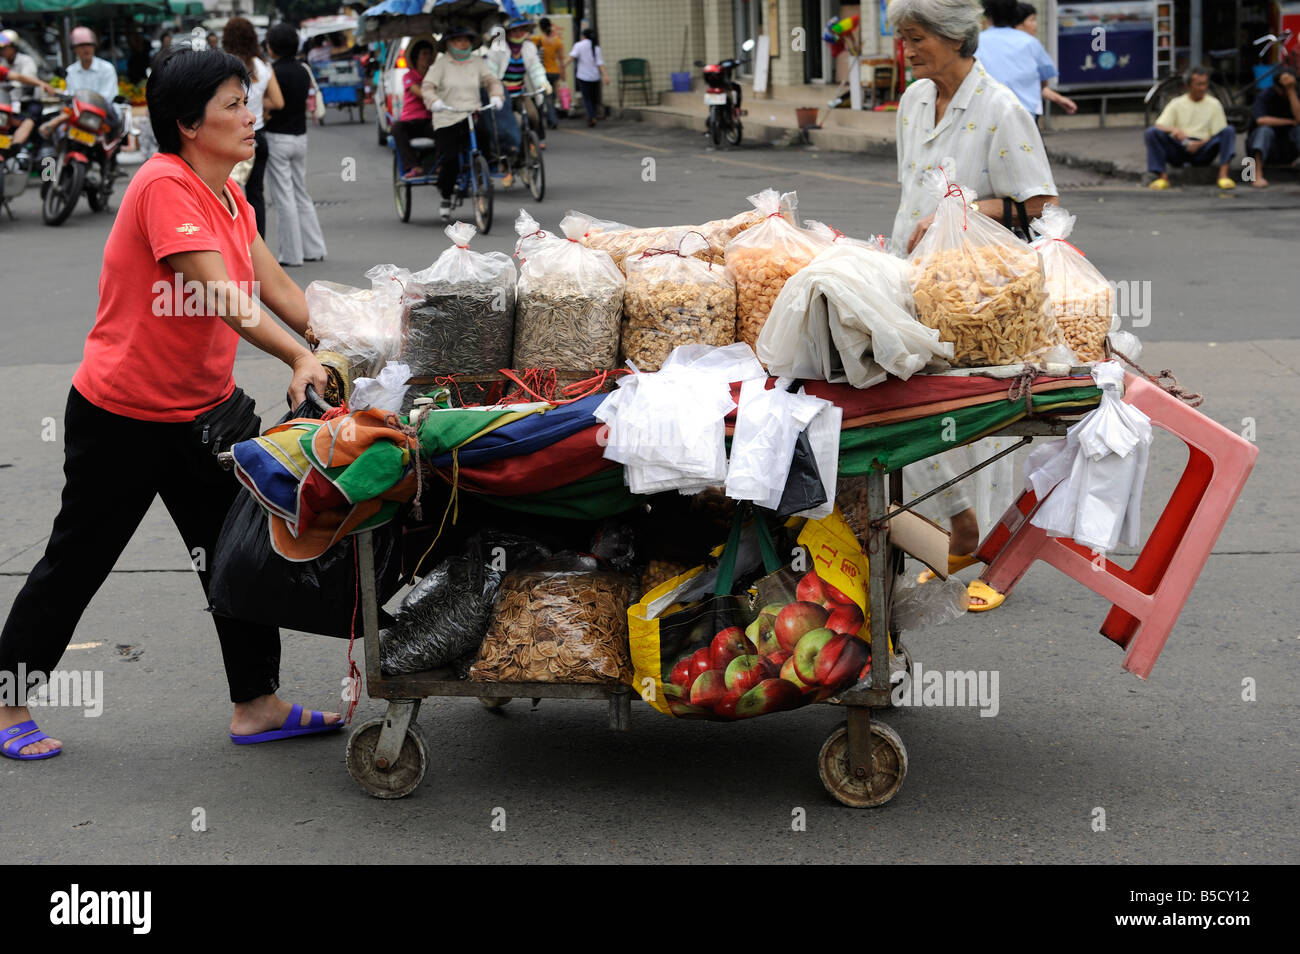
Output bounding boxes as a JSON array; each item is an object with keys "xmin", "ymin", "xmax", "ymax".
[{"xmin": 345, "ymin": 416, "xmax": 1077, "ymax": 804}]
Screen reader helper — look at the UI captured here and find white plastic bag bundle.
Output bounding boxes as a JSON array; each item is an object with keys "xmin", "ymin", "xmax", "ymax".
[
  {"xmin": 351, "ymin": 361, "xmax": 412, "ymax": 414},
  {"xmin": 594, "ymin": 343, "xmax": 764, "ymax": 495},
  {"xmin": 1027, "ymin": 361, "xmax": 1152, "ymax": 552},
  {"xmin": 305, "ymin": 265, "xmax": 407, "ymax": 382},
  {"xmin": 726, "ymin": 378, "xmax": 835, "ymax": 511},
  {"xmin": 758, "ymin": 243, "xmax": 953, "ymax": 387}
]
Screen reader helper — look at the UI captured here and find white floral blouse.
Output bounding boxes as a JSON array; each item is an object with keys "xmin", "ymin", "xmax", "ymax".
[{"xmin": 890, "ymin": 59, "xmax": 1057, "ymax": 252}]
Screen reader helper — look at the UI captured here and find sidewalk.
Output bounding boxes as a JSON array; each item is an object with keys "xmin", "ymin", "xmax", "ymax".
[{"xmin": 615, "ymin": 91, "xmax": 1287, "ymax": 186}]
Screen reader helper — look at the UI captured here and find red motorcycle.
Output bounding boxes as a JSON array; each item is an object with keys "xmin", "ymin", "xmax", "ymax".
[
  {"xmin": 41, "ymin": 87, "xmax": 125, "ymax": 226},
  {"xmin": 695, "ymin": 57, "xmax": 748, "ymax": 147},
  {"xmin": 0, "ymin": 102, "xmax": 35, "ymax": 216}
]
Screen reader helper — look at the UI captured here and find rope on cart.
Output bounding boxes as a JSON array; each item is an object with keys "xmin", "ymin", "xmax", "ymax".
[
  {"xmin": 1005, "ymin": 366, "xmax": 1044, "ymax": 414},
  {"xmin": 409, "ymin": 447, "xmax": 461, "ymax": 582},
  {"xmin": 385, "ymin": 412, "xmax": 424, "ymax": 523},
  {"xmin": 1106, "ymin": 346, "xmax": 1204, "ymax": 408}
]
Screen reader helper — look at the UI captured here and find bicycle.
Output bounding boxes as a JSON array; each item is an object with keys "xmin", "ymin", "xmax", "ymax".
[
  {"xmin": 483, "ymin": 90, "xmax": 545, "ymax": 202},
  {"xmin": 1144, "ymin": 29, "xmax": 1298, "ymax": 133},
  {"xmin": 388, "ymin": 103, "xmax": 494, "ymax": 233}
]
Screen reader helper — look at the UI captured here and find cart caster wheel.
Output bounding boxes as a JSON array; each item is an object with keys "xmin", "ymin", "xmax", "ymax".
[
  {"xmin": 818, "ymin": 718, "xmax": 908, "ymax": 808},
  {"xmin": 345, "ymin": 718, "xmax": 428, "ymax": 799},
  {"xmin": 478, "ymin": 696, "xmax": 511, "ymax": 710}
]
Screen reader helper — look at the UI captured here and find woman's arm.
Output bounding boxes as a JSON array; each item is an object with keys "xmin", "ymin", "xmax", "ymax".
[
  {"xmin": 263, "ymin": 64, "xmax": 285, "ymax": 113},
  {"xmin": 249, "ymin": 234, "xmax": 310, "ymax": 335},
  {"xmin": 164, "ymin": 248, "xmax": 325, "ymax": 407},
  {"xmin": 1042, "ymin": 85, "xmax": 1076, "ymax": 114}
]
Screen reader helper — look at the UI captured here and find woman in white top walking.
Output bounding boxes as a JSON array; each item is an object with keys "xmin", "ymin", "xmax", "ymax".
[
  {"xmin": 223, "ymin": 17, "xmax": 282, "ymax": 237},
  {"xmin": 566, "ymin": 28, "xmax": 609, "ymax": 126}
]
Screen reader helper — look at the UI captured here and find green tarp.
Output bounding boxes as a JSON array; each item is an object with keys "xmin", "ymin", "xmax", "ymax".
[{"xmin": 0, "ymin": 0, "xmax": 163, "ymax": 12}]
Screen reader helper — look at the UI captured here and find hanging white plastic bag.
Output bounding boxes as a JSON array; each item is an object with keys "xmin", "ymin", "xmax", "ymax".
[
  {"xmin": 305, "ymin": 265, "xmax": 407, "ymax": 382},
  {"xmin": 726, "ymin": 378, "xmax": 832, "ymax": 510},
  {"xmin": 759, "ymin": 243, "xmax": 953, "ymax": 387},
  {"xmin": 1029, "ymin": 361, "xmax": 1152, "ymax": 551},
  {"xmin": 351, "ymin": 362, "xmax": 412, "ymax": 414}
]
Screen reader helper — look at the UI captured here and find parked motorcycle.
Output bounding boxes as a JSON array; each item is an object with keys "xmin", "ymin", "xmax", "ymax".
[
  {"xmin": 694, "ymin": 57, "xmax": 748, "ymax": 147},
  {"xmin": 40, "ymin": 87, "xmax": 125, "ymax": 226}
]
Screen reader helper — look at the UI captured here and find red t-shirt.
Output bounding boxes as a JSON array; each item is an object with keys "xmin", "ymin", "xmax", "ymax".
[{"xmin": 72, "ymin": 152, "xmax": 257, "ymax": 422}]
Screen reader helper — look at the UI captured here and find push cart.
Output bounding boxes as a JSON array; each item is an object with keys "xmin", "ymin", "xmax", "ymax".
[
  {"xmin": 312, "ymin": 58, "xmax": 369, "ymax": 125},
  {"xmin": 342, "ymin": 393, "xmax": 1083, "ymax": 805}
]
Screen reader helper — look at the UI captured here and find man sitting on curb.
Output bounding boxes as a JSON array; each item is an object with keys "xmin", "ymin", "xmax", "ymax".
[
  {"xmin": 1246, "ymin": 67, "xmax": 1300, "ymax": 189},
  {"xmin": 1144, "ymin": 66, "xmax": 1236, "ymax": 190}
]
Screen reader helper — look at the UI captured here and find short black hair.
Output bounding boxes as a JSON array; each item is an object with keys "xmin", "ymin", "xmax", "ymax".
[
  {"xmin": 1187, "ymin": 64, "xmax": 1212, "ymax": 82},
  {"xmin": 984, "ymin": 0, "xmax": 1020, "ymax": 28},
  {"xmin": 539, "ymin": 17, "xmax": 552, "ymax": 32},
  {"xmin": 146, "ymin": 46, "xmax": 249, "ymax": 154},
  {"xmin": 1015, "ymin": 2, "xmax": 1036, "ymax": 25},
  {"xmin": 408, "ymin": 40, "xmax": 433, "ymax": 66},
  {"xmin": 266, "ymin": 22, "xmax": 300, "ymax": 58},
  {"xmin": 582, "ymin": 28, "xmax": 596, "ymax": 42}
]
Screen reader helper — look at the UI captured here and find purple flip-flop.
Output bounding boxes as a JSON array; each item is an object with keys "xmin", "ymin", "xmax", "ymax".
[
  {"xmin": 1, "ymin": 720, "xmax": 62, "ymax": 760},
  {"xmin": 229, "ymin": 703, "xmax": 343, "ymax": 745}
]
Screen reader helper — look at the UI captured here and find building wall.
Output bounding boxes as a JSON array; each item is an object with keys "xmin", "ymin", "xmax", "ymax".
[{"xmin": 591, "ymin": 0, "xmax": 699, "ymax": 99}]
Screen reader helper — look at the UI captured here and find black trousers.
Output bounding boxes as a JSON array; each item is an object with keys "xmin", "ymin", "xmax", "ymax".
[
  {"xmin": 0, "ymin": 387, "xmax": 282, "ymax": 705},
  {"xmin": 393, "ymin": 117, "xmax": 434, "ymax": 173},
  {"xmin": 434, "ymin": 120, "xmax": 470, "ymax": 199},
  {"xmin": 245, "ymin": 129, "xmax": 269, "ymax": 238}
]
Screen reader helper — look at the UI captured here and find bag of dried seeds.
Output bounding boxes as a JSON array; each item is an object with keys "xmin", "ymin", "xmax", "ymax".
[
  {"xmin": 401, "ymin": 223, "xmax": 518, "ymax": 377},
  {"xmin": 724, "ymin": 188, "xmax": 829, "ymax": 349},
  {"xmin": 305, "ymin": 265, "xmax": 407, "ymax": 383},
  {"xmin": 621, "ymin": 232, "xmax": 736, "ymax": 371},
  {"xmin": 1029, "ymin": 204, "xmax": 1111, "ymax": 362},
  {"xmin": 512, "ymin": 211, "xmax": 626, "ymax": 370},
  {"xmin": 469, "ymin": 554, "xmax": 637, "ymax": 684}
]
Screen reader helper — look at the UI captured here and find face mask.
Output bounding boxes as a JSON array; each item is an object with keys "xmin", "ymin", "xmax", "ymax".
[{"xmin": 449, "ymin": 45, "xmax": 472, "ymax": 60}]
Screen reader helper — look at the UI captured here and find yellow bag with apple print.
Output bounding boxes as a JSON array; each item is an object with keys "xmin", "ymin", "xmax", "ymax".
[{"xmin": 628, "ymin": 506, "xmax": 871, "ymax": 721}]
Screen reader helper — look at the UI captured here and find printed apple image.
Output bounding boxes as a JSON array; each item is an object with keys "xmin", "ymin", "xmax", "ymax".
[
  {"xmin": 714, "ymin": 689, "xmax": 744, "ymax": 719},
  {"xmin": 775, "ymin": 601, "xmax": 829, "ymax": 653},
  {"xmin": 825, "ymin": 602, "xmax": 865, "ymax": 636},
  {"xmin": 745, "ymin": 612, "xmax": 782, "ymax": 656},
  {"xmin": 820, "ymin": 580, "xmax": 857, "ymax": 608},
  {"xmin": 795, "ymin": 570, "xmax": 824, "ymax": 604},
  {"xmin": 780, "ymin": 657, "xmax": 812, "ymax": 690},
  {"xmin": 690, "ymin": 670, "xmax": 727, "ymax": 708},
  {"xmin": 711, "ymin": 626, "xmax": 756, "ymax": 671},
  {"xmin": 668, "ymin": 699, "xmax": 714, "ymax": 718},
  {"xmin": 765, "ymin": 650, "xmax": 792, "ymax": 668},
  {"xmin": 814, "ymin": 634, "xmax": 869, "ymax": 688},
  {"xmin": 669, "ymin": 656, "xmax": 693, "ymax": 688},
  {"xmin": 663, "ymin": 682, "xmax": 685, "ymax": 701},
  {"xmin": 690, "ymin": 647, "xmax": 713, "ymax": 682},
  {"xmin": 736, "ymin": 678, "xmax": 803, "ymax": 718},
  {"xmin": 793, "ymin": 627, "xmax": 836, "ymax": 684},
  {"xmin": 724, "ymin": 654, "xmax": 767, "ymax": 694},
  {"xmin": 858, "ymin": 658, "xmax": 872, "ymax": 682}
]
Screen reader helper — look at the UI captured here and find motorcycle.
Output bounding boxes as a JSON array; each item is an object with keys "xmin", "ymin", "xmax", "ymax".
[
  {"xmin": 694, "ymin": 57, "xmax": 748, "ymax": 147},
  {"xmin": 40, "ymin": 87, "xmax": 125, "ymax": 227},
  {"xmin": 0, "ymin": 101, "xmax": 35, "ymax": 216}
]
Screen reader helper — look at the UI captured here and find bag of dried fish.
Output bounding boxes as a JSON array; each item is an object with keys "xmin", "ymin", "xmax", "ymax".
[
  {"xmin": 621, "ymin": 232, "xmax": 736, "ymax": 371},
  {"xmin": 512, "ymin": 211, "xmax": 625, "ymax": 370},
  {"xmin": 401, "ymin": 223, "xmax": 517, "ymax": 377},
  {"xmin": 908, "ymin": 167, "xmax": 1062, "ymax": 368},
  {"xmin": 469, "ymin": 554, "xmax": 637, "ymax": 684},
  {"xmin": 724, "ymin": 189, "xmax": 829, "ymax": 349}
]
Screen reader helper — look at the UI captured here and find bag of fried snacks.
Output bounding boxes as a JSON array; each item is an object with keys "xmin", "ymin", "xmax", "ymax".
[
  {"xmin": 908, "ymin": 168, "xmax": 1062, "ymax": 367},
  {"xmin": 469, "ymin": 554, "xmax": 637, "ymax": 684},
  {"xmin": 803, "ymin": 220, "xmax": 887, "ymax": 252},
  {"xmin": 724, "ymin": 189, "xmax": 830, "ymax": 350},
  {"xmin": 512, "ymin": 211, "xmax": 626, "ymax": 371},
  {"xmin": 572, "ymin": 212, "xmax": 699, "ymax": 275},
  {"xmin": 621, "ymin": 232, "xmax": 736, "ymax": 371},
  {"xmin": 1029, "ymin": 205, "xmax": 1113, "ymax": 362}
]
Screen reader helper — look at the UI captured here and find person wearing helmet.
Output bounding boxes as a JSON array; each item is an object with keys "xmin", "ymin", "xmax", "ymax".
[
  {"xmin": 484, "ymin": 16, "xmax": 552, "ymax": 150},
  {"xmin": 421, "ymin": 25, "xmax": 503, "ymax": 219},
  {"xmin": 1, "ymin": 30, "xmax": 46, "ymax": 122},
  {"xmin": 64, "ymin": 26, "xmax": 124, "ymax": 138}
]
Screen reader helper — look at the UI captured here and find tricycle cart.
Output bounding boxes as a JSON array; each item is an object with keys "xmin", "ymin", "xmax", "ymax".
[{"xmin": 342, "ymin": 388, "xmax": 1086, "ymax": 804}]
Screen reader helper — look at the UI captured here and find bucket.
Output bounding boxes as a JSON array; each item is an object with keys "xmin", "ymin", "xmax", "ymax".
[
  {"xmin": 671, "ymin": 71, "xmax": 692, "ymax": 93},
  {"xmin": 796, "ymin": 106, "xmax": 819, "ymax": 128},
  {"xmin": 1253, "ymin": 64, "xmax": 1274, "ymax": 90}
]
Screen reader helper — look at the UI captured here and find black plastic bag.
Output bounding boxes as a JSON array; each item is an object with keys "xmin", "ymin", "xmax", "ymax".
[{"xmin": 773, "ymin": 426, "xmax": 827, "ymax": 518}]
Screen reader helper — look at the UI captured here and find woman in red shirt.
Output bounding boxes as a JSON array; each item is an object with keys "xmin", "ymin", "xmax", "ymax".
[
  {"xmin": 0, "ymin": 47, "xmax": 335, "ymax": 760},
  {"xmin": 393, "ymin": 40, "xmax": 435, "ymax": 180}
]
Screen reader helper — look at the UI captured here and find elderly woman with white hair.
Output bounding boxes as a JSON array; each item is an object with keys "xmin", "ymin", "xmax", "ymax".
[{"xmin": 889, "ymin": 0, "xmax": 1060, "ymax": 609}]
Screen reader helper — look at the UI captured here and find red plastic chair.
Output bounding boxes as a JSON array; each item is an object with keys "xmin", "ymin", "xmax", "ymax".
[{"xmin": 974, "ymin": 374, "xmax": 1258, "ymax": 679}]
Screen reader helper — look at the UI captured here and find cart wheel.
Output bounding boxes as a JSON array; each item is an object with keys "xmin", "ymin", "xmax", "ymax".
[
  {"xmin": 345, "ymin": 718, "xmax": 428, "ymax": 799},
  {"xmin": 393, "ymin": 154, "xmax": 411, "ymax": 223},
  {"xmin": 818, "ymin": 718, "xmax": 907, "ymax": 808},
  {"xmin": 471, "ymin": 152, "xmax": 493, "ymax": 234},
  {"xmin": 478, "ymin": 696, "xmax": 511, "ymax": 710}
]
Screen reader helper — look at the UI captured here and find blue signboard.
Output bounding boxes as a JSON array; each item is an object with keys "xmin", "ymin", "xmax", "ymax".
[{"xmin": 1056, "ymin": 1, "xmax": 1155, "ymax": 86}]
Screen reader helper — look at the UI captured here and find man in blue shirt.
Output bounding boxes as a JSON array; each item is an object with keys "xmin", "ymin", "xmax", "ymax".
[
  {"xmin": 977, "ymin": 0, "xmax": 1076, "ymax": 118},
  {"xmin": 63, "ymin": 26, "xmax": 124, "ymax": 137}
]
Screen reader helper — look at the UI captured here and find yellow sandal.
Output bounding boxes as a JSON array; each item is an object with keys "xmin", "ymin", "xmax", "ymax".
[{"xmin": 966, "ymin": 579, "xmax": 1006, "ymax": 612}]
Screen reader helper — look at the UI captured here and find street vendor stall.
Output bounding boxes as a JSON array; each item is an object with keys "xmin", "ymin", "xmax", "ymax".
[{"xmin": 213, "ymin": 193, "xmax": 1257, "ymax": 806}]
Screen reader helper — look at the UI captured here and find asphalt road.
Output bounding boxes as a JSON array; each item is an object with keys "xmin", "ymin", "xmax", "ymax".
[{"xmin": 0, "ymin": 114, "xmax": 1296, "ymax": 866}]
